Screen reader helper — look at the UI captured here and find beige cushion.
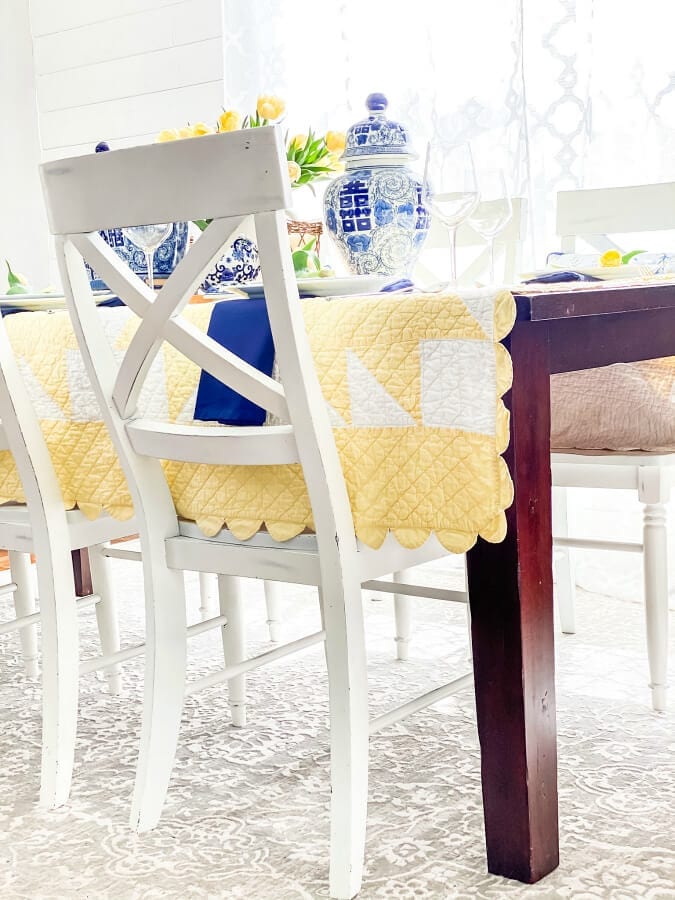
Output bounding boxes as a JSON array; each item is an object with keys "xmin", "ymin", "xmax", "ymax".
[{"xmin": 551, "ymin": 358, "xmax": 675, "ymax": 452}]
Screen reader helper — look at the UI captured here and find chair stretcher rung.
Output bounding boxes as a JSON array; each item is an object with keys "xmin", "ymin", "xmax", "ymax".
[
  {"xmin": 102, "ymin": 546, "xmax": 142, "ymax": 561},
  {"xmin": 0, "ymin": 581, "xmax": 17, "ymax": 599},
  {"xmin": 79, "ymin": 613, "xmax": 228, "ymax": 675},
  {"xmin": 0, "ymin": 591, "xmax": 101, "ymax": 635},
  {"xmin": 363, "ymin": 579, "xmax": 468, "ymax": 604},
  {"xmin": 185, "ymin": 629, "xmax": 326, "ymax": 696},
  {"xmin": 369, "ymin": 671, "xmax": 473, "ymax": 735},
  {"xmin": 553, "ymin": 536, "xmax": 643, "ymax": 553}
]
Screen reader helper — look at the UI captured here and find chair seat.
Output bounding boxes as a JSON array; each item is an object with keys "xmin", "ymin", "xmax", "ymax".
[
  {"xmin": 552, "ymin": 449, "xmax": 675, "ymax": 466},
  {"xmin": 176, "ymin": 520, "xmax": 451, "ymax": 583}
]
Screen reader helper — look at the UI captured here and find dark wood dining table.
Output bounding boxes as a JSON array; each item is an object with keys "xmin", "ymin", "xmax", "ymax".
[
  {"xmin": 466, "ymin": 280, "xmax": 675, "ymax": 883},
  {"xmin": 68, "ymin": 279, "xmax": 675, "ymax": 885}
]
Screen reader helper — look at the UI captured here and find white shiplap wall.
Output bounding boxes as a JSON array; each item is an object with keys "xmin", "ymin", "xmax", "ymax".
[
  {"xmin": 27, "ymin": 0, "xmax": 224, "ymax": 284},
  {"xmin": 31, "ymin": 0, "xmax": 225, "ymax": 160},
  {"xmin": 0, "ymin": 1, "xmax": 51, "ymax": 288}
]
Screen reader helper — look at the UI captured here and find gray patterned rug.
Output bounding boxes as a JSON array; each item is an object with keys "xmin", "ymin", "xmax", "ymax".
[{"xmin": 0, "ymin": 557, "xmax": 674, "ymax": 899}]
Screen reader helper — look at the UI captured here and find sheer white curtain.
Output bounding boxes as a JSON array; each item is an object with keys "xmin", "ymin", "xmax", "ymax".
[{"xmin": 222, "ymin": 0, "xmax": 675, "ymax": 267}]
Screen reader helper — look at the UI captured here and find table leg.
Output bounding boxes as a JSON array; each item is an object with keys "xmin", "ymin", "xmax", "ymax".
[
  {"xmin": 466, "ymin": 320, "xmax": 559, "ymax": 882},
  {"xmin": 71, "ymin": 548, "xmax": 92, "ymax": 598}
]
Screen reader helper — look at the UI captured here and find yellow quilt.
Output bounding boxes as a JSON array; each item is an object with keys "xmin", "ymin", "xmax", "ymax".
[{"xmin": 0, "ymin": 288, "xmax": 515, "ymax": 553}]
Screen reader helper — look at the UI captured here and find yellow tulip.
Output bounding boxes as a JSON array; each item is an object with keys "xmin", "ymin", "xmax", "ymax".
[
  {"xmin": 327, "ymin": 153, "xmax": 345, "ymax": 174},
  {"xmin": 291, "ymin": 133, "xmax": 308, "ymax": 150},
  {"xmin": 192, "ymin": 121, "xmax": 213, "ymax": 136},
  {"xmin": 218, "ymin": 110, "xmax": 242, "ymax": 132},
  {"xmin": 257, "ymin": 94, "xmax": 286, "ymax": 121},
  {"xmin": 287, "ymin": 160, "xmax": 301, "ymax": 183},
  {"xmin": 156, "ymin": 128, "xmax": 180, "ymax": 142},
  {"xmin": 178, "ymin": 125, "xmax": 195, "ymax": 139},
  {"xmin": 325, "ymin": 130, "xmax": 346, "ymax": 153},
  {"xmin": 600, "ymin": 249, "xmax": 622, "ymax": 267}
]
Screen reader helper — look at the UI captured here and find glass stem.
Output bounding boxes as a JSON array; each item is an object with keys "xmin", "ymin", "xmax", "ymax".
[
  {"xmin": 448, "ymin": 226, "xmax": 458, "ymax": 286},
  {"xmin": 145, "ymin": 251, "xmax": 154, "ymax": 291},
  {"xmin": 489, "ymin": 238, "xmax": 496, "ymax": 283}
]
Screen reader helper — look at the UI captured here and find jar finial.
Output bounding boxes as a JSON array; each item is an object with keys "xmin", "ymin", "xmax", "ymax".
[{"xmin": 366, "ymin": 93, "xmax": 388, "ymax": 113}]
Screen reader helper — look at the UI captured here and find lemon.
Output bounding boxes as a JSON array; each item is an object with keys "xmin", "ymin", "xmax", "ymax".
[{"xmin": 600, "ymin": 249, "xmax": 622, "ymax": 267}]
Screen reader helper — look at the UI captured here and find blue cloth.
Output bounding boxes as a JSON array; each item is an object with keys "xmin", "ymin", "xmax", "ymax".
[{"xmin": 194, "ymin": 297, "xmax": 275, "ymax": 426}]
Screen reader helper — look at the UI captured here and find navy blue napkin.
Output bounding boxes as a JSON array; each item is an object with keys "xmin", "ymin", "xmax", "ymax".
[
  {"xmin": 522, "ymin": 270, "xmax": 602, "ymax": 284},
  {"xmin": 194, "ymin": 297, "xmax": 275, "ymax": 426}
]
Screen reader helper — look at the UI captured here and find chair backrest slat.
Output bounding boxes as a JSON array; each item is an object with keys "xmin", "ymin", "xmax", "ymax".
[
  {"xmin": 40, "ymin": 127, "xmax": 292, "ymax": 235},
  {"xmin": 556, "ymin": 182, "xmax": 675, "ymax": 251},
  {"xmin": 126, "ymin": 421, "xmax": 300, "ymax": 466}
]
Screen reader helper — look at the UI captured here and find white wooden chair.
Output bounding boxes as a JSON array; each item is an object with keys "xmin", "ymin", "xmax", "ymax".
[
  {"xmin": 552, "ymin": 183, "xmax": 675, "ymax": 712},
  {"xmin": 41, "ymin": 126, "xmax": 473, "ymax": 899},
  {"xmin": 0, "ymin": 311, "xmax": 139, "ymax": 809}
]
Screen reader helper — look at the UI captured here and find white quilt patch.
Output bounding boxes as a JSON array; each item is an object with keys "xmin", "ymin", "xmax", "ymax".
[
  {"xmin": 421, "ymin": 339, "xmax": 496, "ymax": 435},
  {"xmin": 17, "ymin": 356, "xmax": 66, "ymax": 420},
  {"xmin": 347, "ymin": 350, "xmax": 416, "ymax": 427}
]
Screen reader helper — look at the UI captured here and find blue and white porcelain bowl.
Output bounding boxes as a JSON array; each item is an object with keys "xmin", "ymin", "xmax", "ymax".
[
  {"xmin": 323, "ymin": 93, "xmax": 431, "ymax": 277},
  {"xmin": 201, "ymin": 235, "xmax": 260, "ymax": 290},
  {"xmin": 87, "ymin": 222, "xmax": 189, "ymax": 290}
]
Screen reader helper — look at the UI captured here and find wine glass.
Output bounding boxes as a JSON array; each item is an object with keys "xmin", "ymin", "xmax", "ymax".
[
  {"xmin": 467, "ymin": 169, "xmax": 513, "ymax": 283},
  {"xmin": 422, "ymin": 140, "xmax": 480, "ymax": 286},
  {"xmin": 124, "ymin": 222, "xmax": 173, "ymax": 291}
]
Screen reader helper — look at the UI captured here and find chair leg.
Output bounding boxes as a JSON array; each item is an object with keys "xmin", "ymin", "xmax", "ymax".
[
  {"xmin": 318, "ymin": 582, "xmax": 369, "ymax": 900},
  {"xmin": 130, "ymin": 555, "xmax": 187, "ymax": 833},
  {"xmin": 88, "ymin": 544, "xmax": 122, "ymax": 695},
  {"xmin": 9, "ymin": 551, "xmax": 38, "ymax": 678},
  {"xmin": 263, "ymin": 580, "xmax": 282, "ymax": 643},
  {"xmin": 642, "ymin": 502, "xmax": 669, "ymax": 712},
  {"xmin": 198, "ymin": 572, "xmax": 217, "ymax": 621},
  {"xmin": 37, "ymin": 544, "xmax": 79, "ymax": 810},
  {"xmin": 393, "ymin": 569, "xmax": 413, "ymax": 661},
  {"xmin": 217, "ymin": 575, "xmax": 246, "ymax": 727},
  {"xmin": 552, "ymin": 486, "xmax": 576, "ymax": 634}
]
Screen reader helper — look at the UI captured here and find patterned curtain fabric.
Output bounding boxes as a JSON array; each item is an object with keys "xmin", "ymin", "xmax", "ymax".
[{"xmin": 222, "ymin": 0, "xmax": 675, "ymax": 267}]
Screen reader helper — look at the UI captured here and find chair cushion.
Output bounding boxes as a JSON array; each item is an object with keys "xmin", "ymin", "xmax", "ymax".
[{"xmin": 551, "ymin": 357, "xmax": 675, "ymax": 452}]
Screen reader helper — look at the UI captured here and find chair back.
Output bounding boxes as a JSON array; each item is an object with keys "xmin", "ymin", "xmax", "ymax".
[
  {"xmin": 415, "ymin": 197, "xmax": 527, "ymax": 285},
  {"xmin": 556, "ymin": 182, "xmax": 675, "ymax": 253},
  {"xmin": 40, "ymin": 127, "xmax": 358, "ymax": 558}
]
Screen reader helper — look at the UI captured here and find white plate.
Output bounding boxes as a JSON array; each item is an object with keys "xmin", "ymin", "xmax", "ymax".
[
  {"xmin": 229, "ymin": 274, "xmax": 394, "ymax": 299},
  {"xmin": 0, "ymin": 291, "xmax": 113, "ymax": 311}
]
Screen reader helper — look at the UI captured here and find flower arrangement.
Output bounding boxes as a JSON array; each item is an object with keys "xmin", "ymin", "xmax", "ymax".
[{"xmin": 156, "ymin": 94, "xmax": 345, "ymax": 189}]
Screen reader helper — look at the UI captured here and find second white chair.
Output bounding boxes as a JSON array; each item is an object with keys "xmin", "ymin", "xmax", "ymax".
[{"xmin": 0, "ymin": 310, "xmax": 137, "ymax": 808}]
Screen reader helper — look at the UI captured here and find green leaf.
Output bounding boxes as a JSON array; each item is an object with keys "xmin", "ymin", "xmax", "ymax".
[
  {"xmin": 621, "ymin": 249, "xmax": 647, "ymax": 264},
  {"xmin": 5, "ymin": 259, "xmax": 29, "ymax": 294},
  {"xmin": 301, "ymin": 237, "xmax": 316, "ymax": 252},
  {"xmin": 193, "ymin": 219, "xmax": 212, "ymax": 232}
]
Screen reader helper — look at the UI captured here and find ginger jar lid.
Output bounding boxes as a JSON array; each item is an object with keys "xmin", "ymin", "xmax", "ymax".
[{"xmin": 342, "ymin": 93, "xmax": 417, "ymax": 166}]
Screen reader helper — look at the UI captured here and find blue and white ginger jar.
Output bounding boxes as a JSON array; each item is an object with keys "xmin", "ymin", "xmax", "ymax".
[{"xmin": 323, "ymin": 93, "xmax": 430, "ymax": 276}]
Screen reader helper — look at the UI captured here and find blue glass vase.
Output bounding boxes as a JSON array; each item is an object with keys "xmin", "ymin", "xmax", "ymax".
[{"xmin": 323, "ymin": 93, "xmax": 430, "ymax": 277}]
